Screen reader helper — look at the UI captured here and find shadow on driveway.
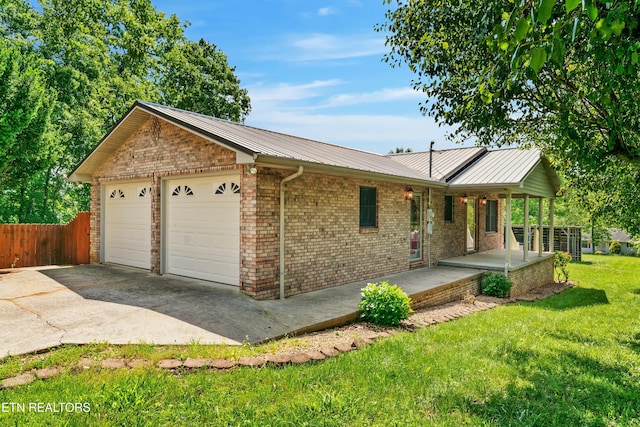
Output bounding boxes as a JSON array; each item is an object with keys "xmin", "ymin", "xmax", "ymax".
[{"xmin": 39, "ymin": 264, "xmax": 293, "ymax": 343}]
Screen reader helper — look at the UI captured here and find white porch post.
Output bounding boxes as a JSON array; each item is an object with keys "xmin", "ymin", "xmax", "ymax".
[
  {"xmin": 505, "ymin": 191, "xmax": 512, "ymax": 273},
  {"xmin": 549, "ymin": 198, "xmax": 555, "ymax": 253},
  {"xmin": 523, "ymin": 194, "xmax": 529, "ymax": 261},
  {"xmin": 538, "ymin": 198, "xmax": 544, "ymax": 256}
]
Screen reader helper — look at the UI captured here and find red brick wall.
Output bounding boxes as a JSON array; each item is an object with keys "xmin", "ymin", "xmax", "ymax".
[
  {"xmin": 508, "ymin": 255, "xmax": 555, "ymax": 296},
  {"xmin": 283, "ymin": 173, "xmax": 410, "ymax": 297},
  {"xmin": 411, "ymin": 273, "xmax": 483, "ymax": 309},
  {"xmin": 90, "ymin": 117, "xmax": 239, "ymax": 272},
  {"xmin": 89, "ymin": 115, "xmax": 510, "ymax": 300},
  {"xmin": 239, "ymin": 167, "xmax": 282, "ymax": 299}
]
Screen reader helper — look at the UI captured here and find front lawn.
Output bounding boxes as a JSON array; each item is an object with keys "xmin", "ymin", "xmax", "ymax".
[{"xmin": 1, "ymin": 254, "xmax": 639, "ymax": 426}]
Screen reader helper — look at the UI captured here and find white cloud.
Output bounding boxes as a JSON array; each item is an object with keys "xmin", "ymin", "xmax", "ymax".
[
  {"xmin": 243, "ymin": 79, "xmax": 463, "ymax": 153},
  {"xmin": 246, "ymin": 79, "xmax": 344, "ymax": 102},
  {"xmin": 322, "ymin": 87, "xmax": 425, "ymax": 108},
  {"xmin": 246, "ymin": 109, "xmax": 459, "ymax": 153},
  {"xmin": 264, "ymin": 33, "xmax": 387, "ymax": 61},
  {"xmin": 317, "ymin": 7, "xmax": 335, "ymax": 16}
]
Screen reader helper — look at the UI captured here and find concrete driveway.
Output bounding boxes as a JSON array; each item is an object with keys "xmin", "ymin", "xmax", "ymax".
[
  {"xmin": 0, "ymin": 263, "xmax": 483, "ymax": 358},
  {"xmin": 1, "ymin": 265, "xmax": 251, "ymax": 357},
  {"xmin": 0, "ymin": 263, "xmax": 370, "ymax": 357}
]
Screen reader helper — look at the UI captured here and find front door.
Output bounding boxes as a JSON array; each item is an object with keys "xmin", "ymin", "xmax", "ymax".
[
  {"xmin": 467, "ymin": 197, "xmax": 478, "ymax": 252},
  {"xmin": 410, "ymin": 194, "xmax": 422, "ymax": 260}
]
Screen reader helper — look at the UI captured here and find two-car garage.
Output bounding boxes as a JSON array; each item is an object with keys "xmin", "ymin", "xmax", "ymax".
[{"xmin": 103, "ymin": 173, "xmax": 240, "ymax": 286}]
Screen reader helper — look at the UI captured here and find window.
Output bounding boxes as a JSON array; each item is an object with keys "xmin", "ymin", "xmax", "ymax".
[
  {"xmin": 172, "ymin": 185, "xmax": 194, "ymax": 196},
  {"xmin": 138, "ymin": 187, "xmax": 151, "ymax": 198},
  {"xmin": 485, "ymin": 200, "xmax": 498, "ymax": 232},
  {"xmin": 215, "ymin": 183, "xmax": 227, "ymax": 195},
  {"xmin": 215, "ymin": 182, "xmax": 240, "ymax": 195},
  {"xmin": 410, "ymin": 195, "xmax": 422, "ymax": 260},
  {"xmin": 359, "ymin": 187, "xmax": 377, "ymax": 228},
  {"xmin": 444, "ymin": 195, "xmax": 454, "ymax": 222},
  {"xmin": 109, "ymin": 189, "xmax": 125, "ymax": 199}
]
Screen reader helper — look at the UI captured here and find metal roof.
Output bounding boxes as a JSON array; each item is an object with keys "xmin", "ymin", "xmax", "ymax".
[
  {"xmin": 449, "ymin": 148, "xmax": 541, "ymax": 186},
  {"xmin": 69, "ymin": 101, "xmax": 440, "ymax": 184},
  {"xmin": 387, "ymin": 147, "xmax": 487, "ymax": 181},
  {"xmin": 68, "ymin": 101, "xmax": 560, "ymax": 197},
  {"xmin": 139, "ymin": 102, "xmax": 441, "ymax": 182},
  {"xmin": 447, "ymin": 148, "xmax": 561, "ymax": 197}
]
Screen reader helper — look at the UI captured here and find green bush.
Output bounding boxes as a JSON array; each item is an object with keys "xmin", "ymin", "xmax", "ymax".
[
  {"xmin": 554, "ymin": 250, "xmax": 572, "ymax": 283},
  {"xmin": 610, "ymin": 240, "xmax": 621, "ymax": 254},
  {"xmin": 481, "ymin": 272, "xmax": 512, "ymax": 298},
  {"xmin": 358, "ymin": 281, "xmax": 413, "ymax": 326}
]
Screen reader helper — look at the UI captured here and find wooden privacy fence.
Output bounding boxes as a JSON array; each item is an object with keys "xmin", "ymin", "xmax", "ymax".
[{"xmin": 0, "ymin": 212, "xmax": 90, "ymax": 269}]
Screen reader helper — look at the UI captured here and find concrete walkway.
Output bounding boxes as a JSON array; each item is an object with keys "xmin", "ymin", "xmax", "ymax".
[{"xmin": 0, "ymin": 264, "xmax": 483, "ymax": 358}]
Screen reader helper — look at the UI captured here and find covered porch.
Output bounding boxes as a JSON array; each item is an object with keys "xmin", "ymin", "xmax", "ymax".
[
  {"xmin": 438, "ymin": 249, "xmax": 556, "ymax": 297},
  {"xmin": 448, "ymin": 148, "xmax": 562, "ymax": 273},
  {"xmin": 438, "ymin": 248, "xmax": 553, "ymax": 272}
]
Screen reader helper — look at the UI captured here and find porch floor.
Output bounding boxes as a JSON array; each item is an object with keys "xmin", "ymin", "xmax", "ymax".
[
  {"xmin": 438, "ymin": 249, "xmax": 555, "ymax": 272},
  {"xmin": 258, "ymin": 265, "xmax": 485, "ymax": 338}
]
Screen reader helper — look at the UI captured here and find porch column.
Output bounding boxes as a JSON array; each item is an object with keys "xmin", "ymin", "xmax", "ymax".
[
  {"xmin": 538, "ymin": 198, "xmax": 544, "ymax": 256},
  {"xmin": 523, "ymin": 194, "xmax": 529, "ymax": 261},
  {"xmin": 505, "ymin": 191, "xmax": 512, "ymax": 272},
  {"xmin": 549, "ymin": 198, "xmax": 555, "ymax": 253}
]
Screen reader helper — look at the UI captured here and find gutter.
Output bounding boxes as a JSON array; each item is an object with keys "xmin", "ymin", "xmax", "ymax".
[{"xmin": 280, "ymin": 166, "xmax": 304, "ymax": 299}]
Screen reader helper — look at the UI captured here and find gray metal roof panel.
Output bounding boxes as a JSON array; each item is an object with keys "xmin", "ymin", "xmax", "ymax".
[
  {"xmin": 387, "ymin": 147, "xmax": 487, "ymax": 181},
  {"xmin": 138, "ymin": 101, "xmax": 434, "ymax": 182},
  {"xmin": 448, "ymin": 148, "xmax": 541, "ymax": 186}
]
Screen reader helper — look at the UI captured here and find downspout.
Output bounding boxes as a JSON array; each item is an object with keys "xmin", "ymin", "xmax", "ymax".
[
  {"xmin": 280, "ymin": 166, "xmax": 304, "ymax": 300},
  {"xmin": 505, "ymin": 191, "xmax": 512, "ymax": 277},
  {"xmin": 428, "ymin": 187, "xmax": 432, "ymax": 268},
  {"xmin": 428, "ymin": 141, "xmax": 434, "ymax": 268}
]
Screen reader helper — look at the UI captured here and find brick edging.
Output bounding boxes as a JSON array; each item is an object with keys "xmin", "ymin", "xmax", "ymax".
[{"xmin": 0, "ymin": 282, "xmax": 573, "ymax": 389}]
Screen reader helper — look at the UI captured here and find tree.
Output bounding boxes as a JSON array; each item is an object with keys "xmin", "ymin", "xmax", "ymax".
[
  {"xmin": 388, "ymin": 147, "xmax": 413, "ymax": 154},
  {"xmin": 378, "ymin": 0, "xmax": 640, "ymax": 233},
  {"xmin": 0, "ymin": 40, "xmax": 54, "ymax": 192},
  {"xmin": 0, "ymin": 0, "xmax": 250, "ymax": 223},
  {"xmin": 160, "ymin": 39, "xmax": 251, "ymax": 122}
]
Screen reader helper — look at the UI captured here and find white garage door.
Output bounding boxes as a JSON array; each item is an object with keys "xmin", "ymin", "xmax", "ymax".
[
  {"xmin": 104, "ymin": 182, "xmax": 152, "ymax": 269},
  {"xmin": 165, "ymin": 174, "xmax": 240, "ymax": 285}
]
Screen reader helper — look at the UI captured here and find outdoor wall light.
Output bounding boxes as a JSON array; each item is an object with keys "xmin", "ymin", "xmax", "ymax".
[
  {"xmin": 404, "ymin": 187, "xmax": 414, "ymax": 201},
  {"xmin": 247, "ymin": 165, "xmax": 258, "ymax": 175},
  {"xmin": 461, "ymin": 194, "xmax": 468, "ymax": 204},
  {"xmin": 480, "ymin": 196, "xmax": 487, "ymax": 206}
]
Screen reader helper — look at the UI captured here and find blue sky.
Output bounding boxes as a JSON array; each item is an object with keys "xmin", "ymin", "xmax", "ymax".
[{"xmin": 152, "ymin": 0, "xmax": 464, "ymax": 154}]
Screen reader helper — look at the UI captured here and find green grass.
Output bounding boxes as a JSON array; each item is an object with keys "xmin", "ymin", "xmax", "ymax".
[{"xmin": 1, "ymin": 254, "xmax": 640, "ymax": 426}]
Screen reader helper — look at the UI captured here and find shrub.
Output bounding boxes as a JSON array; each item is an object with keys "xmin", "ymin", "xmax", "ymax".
[
  {"xmin": 594, "ymin": 250, "xmax": 605, "ymax": 255},
  {"xmin": 481, "ymin": 272, "xmax": 512, "ymax": 298},
  {"xmin": 610, "ymin": 240, "xmax": 621, "ymax": 254},
  {"xmin": 554, "ymin": 250, "xmax": 572, "ymax": 283},
  {"xmin": 358, "ymin": 281, "xmax": 413, "ymax": 326}
]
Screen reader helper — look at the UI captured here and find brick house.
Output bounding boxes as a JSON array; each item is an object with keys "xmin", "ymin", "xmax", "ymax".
[{"xmin": 69, "ymin": 101, "xmax": 561, "ymax": 300}]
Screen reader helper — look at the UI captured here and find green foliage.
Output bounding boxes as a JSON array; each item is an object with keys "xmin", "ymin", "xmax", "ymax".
[
  {"xmin": 388, "ymin": 147, "xmax": 413, "ymax": 154},
  {"xmin": 358, "ymin": 281, "xmax": 413, "ymax": 326},
  {"xmin": 160, "ymin": 38, "xmax": 251, "ymax": 122},
  {"xmin": 0, "ymin": 0, "xmax": 251, "ymax": 223},
  {"xmin": 0, "ymin": 39, "xmax": 54, "ymax": 187},
  {"xmin": 554, "ymin": 250, "xmax": 572, "ymax": 283},
  {"xmin": 609, "ymin": 240, "xmax": 622, "ymax": 254},
  {"xmin": 378, "ymin": 0, "xmax": 640, "ymax": 235},
  {"xmin": 481, "ymin": 272, "xmax": 512, "ymax": 298}
]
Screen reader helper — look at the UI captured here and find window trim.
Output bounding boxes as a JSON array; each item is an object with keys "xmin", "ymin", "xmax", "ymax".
[
  {"xmin": 359, "ymin": 186, "xmax": 377, "ymax": 229},
  {"xmin": 444, "ymin": 195, "xmax": 454, "ymax": 222},
  {"xmin": 485, "ymin": 199, "xmax": 498, "ymax": 233}
]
